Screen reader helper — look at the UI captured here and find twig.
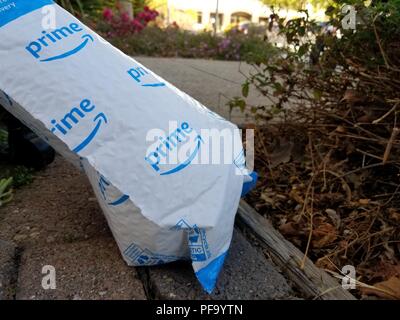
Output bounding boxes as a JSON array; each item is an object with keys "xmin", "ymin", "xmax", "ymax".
[
  {"xmin": 381, "ymin": 183, "xmax": 400, "ymax": 206},
  {"xmin": 323, "ymin": 170, "xmax": 352, "ymax": 201},
  {"xmin": 301, "ymin": 187, "xmax": 314, "ymax": 270},
  {"xmin": 338, "ymin": 162, "xmax": 396, "ymax": 180},
  {"xmin": 320, "ymin": 227, "xmax": 394, "ymax": 261},
  {"xmin": 373, "ymin": 15, "xmax": 390, "ymax": 69},
  {"xmin": 355, "ymin": 148, "xmax": 383, "ymax": 161},
  {"xmin": 312, "ymin": 285, "xmax": 345, "ymax": 300},
  {"xmin": 382, "ymin": 127, "xmax": 400, "ymax": 164},
  {"xmin": 372, "ymin": 103, "xmax": 398, "ymax": 124}
]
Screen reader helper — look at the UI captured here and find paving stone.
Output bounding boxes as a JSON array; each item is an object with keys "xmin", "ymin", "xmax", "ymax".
[
  {"xmin": 0, "ymin": 240, "xmax": 17, "ymax": 300},
  {"xmin": 0, "ymin": 158, "xmax": 110, "ymax": 248},
  {"xmin": 146, "ymin": 230, "xmax": 294, "ymax": 300},
  {"xmin": 16, "ymin": 237, "xmax": 146, "ymax": 300}
]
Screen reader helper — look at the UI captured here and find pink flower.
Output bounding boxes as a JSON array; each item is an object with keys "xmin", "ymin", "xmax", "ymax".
[
  {"xmin": 150, "ymin": 10, "xmax": 159, "ymax": 19},
  {"xmin": 102, "ymin": 7, "xmax": 113, "ymax": 21},
  {"xmin": 135, "ymin": 8, "xmax": 158, "ymax": 25},
  {"xmin": 137, "ymin": 11, "xmax": 145, "ymax": 20},
  {"xmin": 120, "ymin": 12, "xmax": 131, "ymax": 22},
  {"xmin": 132, "ymin": 18, "xmax": 144, "ymax": 32},
  {"xmin": 143, "ymin": 13, "xmax": 153, "ymax": 22}
]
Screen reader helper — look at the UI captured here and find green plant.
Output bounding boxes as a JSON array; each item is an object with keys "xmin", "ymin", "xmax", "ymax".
[
  {"xmin": 0, "ymin": 128, "xmax": 7, "ymax": 146},
  {"xmin": 10, "ymin": 166, "xmax": 34, "ymax": 188},
  {"xmin": 0, "ymin": 165, "xmax": 34, "ymax": 188},
  {"xmin": 56, "ymin": 0, "xmax": 85, "ymax": 16},
  {"xmin": 262, "ymin": 0, "xmax": 331, "ymax": 10},
  {"xmin": 0, "ymin": 177, "xmax": 13, "ymax": 207},
  {"xmin": 57, "ymin": 0, "xmax": 152, "ymax": 18}
]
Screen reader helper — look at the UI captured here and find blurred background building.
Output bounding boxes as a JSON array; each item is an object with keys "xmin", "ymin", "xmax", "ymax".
[{"xmin": 149, "ymin": 0, "xmax": 326, "ymax": 32}]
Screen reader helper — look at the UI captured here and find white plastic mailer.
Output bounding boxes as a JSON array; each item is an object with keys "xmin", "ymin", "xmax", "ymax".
[{"xmin": 0, "ymin": 0, "xmax": 252, "ymax": 293}]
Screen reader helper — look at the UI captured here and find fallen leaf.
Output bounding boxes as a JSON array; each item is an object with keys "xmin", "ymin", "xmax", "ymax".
[
  {"xmin": 325, "ymin": 209, "xmax": 341, "ymax": 229},
  {"xmin": 315, "ymin": 257, "xmax": 336, "ymax": 271},
  {"xmin": 279, "ymin": 222, "xmax": 299, "ymax": 236},
  {"xmin": 289, "ymin": 188, "xmax": 304, "ymax": 204},
  {"xmin": 357, "ymin": 114, "xmax": 371, "ymax": 123},
  {"xmin": 367, "ymin": 259, "xmax": 400, "ymax": 280},
  {"xmin": 335, "ymin": 125, "xmax": 347, "ymax": 133},
  {"xmin": 268, "ymin": 138, "xmax": 294, "ymax": 168},
  {"xmin": 388, "ymin": 208, "xmax": 400, "ymax": 223},
  {"xmin": 341, "ymin": 89, "xmax": 365, "ymax": 104},
  {"xmin": 362, "ymin": 276, "xmax": 400, "ymax": 300},
  {"xmin": 260, "ymin": 191, "xmax": 275, "ymax": 206},
  {"xmin": 312, "ymin": 223, "xmax": 338, "ymax": 248},
  {"xmin": 359, "ymin": 199, "xmax": 370, "ymax": 205}
]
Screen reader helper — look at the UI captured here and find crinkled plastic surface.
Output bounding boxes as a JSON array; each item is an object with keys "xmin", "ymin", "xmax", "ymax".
[{"xmin": 0, "ymin": 0, "xmax": 247, "ymax": 292}]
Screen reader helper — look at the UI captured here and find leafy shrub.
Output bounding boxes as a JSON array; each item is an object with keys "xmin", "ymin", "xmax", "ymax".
[
  {"xmin": 236, "ymin": 0, "xmax": 400, "ymax": 294},
  {"xmin": 57, "ymin": 0, "xmax": 151, "ymax": 19},
  {"xmin": 99, "ymin": 25, "xmax": 276, "ymax": 61},
  {"xmin": 9, "ymin": 166, "xmax": 34, "ymax": 188}
]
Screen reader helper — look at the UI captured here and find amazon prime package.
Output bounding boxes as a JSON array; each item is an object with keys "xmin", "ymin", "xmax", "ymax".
[{"xmin": 0, "ymin": 0, "xmax": 252, "ymax": 292}]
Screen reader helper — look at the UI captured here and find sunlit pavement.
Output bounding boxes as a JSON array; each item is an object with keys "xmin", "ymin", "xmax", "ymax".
[{"xmin": 135, "ymin": 57, "xmax": 267, "ymax": 125}]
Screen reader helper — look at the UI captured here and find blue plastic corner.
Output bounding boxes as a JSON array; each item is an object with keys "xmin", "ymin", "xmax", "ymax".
[
  {"xmin": 195, "ymin": 251, "xmax": 228, "ymax": 294},
  {"xmin": 241, "ymin": 171, "xmax": 258, "ymax": 197}
]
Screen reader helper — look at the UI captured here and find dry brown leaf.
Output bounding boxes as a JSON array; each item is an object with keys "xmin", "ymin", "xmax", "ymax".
[
  {"xmin": 362, "ymin": 276, "xmax": 400, "ymax": 300},
  {"xmin": 315, "ymin": 257, "xmax": 336, "ymax": 271},
  {"xmin": 325, "ymin": 208, "xmax": 341, "ymax": 229},
  {"xmin": 357, "ymin": 114, "xmax": 371, "ymax": 123},
  {"xmin": 388, "ymin": 208, "xmax": 400, "ymax": 222},
  {"xmin": 279, "ymin": 222, "xmax": 299, "ymax": 236},
  {"xmin": 289, "ymin": 188, "xmax": 304, "ymax": 204},
  {"xmin": 268, "ymin": 138, "xmax": 294, "ymax": 168},
  {"xmin": 368, "ymin": 260, "xmax": 400, "ymax": 280},
  {"xmin": 260, "ymin": 188, "xmax": 276, "ymax": 206},
  {"xmin": 312, "ymin": 223, "xmax": 338, "ymax": 248},
  {"xmin": 341, "ymin": 89, "xmax": 365, "ymax": 104},
  {"xmin": 359, "ymin": 199, "xmax": 370, "ymax": 205},
  {"xmin": 335, "ymin": 125, "xmax": 347, "ymax": 133}
]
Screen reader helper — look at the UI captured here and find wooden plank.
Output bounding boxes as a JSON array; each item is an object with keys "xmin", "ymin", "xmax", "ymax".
[{"xmin": 236, "ymin": 200, "xmax": 356, "ymax": 300}]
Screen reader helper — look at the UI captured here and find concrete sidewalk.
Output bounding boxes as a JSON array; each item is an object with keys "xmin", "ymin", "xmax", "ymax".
[
  {"xmin": 135, "ymin": 57, "xmax": 266, "ymax": 125},
  {"xmin": 0, "ymin": 157, "xmax": 297, "ymax": 300}
]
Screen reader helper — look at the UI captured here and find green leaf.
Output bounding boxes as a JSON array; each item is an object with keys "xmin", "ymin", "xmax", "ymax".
[
  {"xmin": 298, "ymin": 44, "xmax": 308, "ymax": 57},
  {"xmin": 0, "ymin": 177, "xmax": 13, "ymax": 206},
  {"xmin": 272, "ymin": 82, "xmax": 285, "ymax": 96},
  {"xmin": 238, "ymin": 99, "xmax": 246, "ymax": 113},
  {"xmin": 0, "ymin": 178, "xmax": 12, "ymax": 195},
  {"xmin": 242, "ymin": 82, "xmax": 250, "ymax": 98},
  {"xmin": 313, "ymin": 89, "xmax": 322, "ymax": 100},
  {"xmin": 228, "ymin": 97, "xmax": 246, "ymax": 113}
]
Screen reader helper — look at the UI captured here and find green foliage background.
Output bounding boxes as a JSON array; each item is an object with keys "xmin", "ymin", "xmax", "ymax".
[
  {"xmin": 262, "ymin": 0, "xmax": 332, "ymax": 10},
  {"xmin": 56, "ymin": 0, "xmax": 150, "ymax": 17}
]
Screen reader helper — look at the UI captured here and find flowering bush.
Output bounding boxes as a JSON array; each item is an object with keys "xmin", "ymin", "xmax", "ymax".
[
  {"xmin": 217, "ymin": 35, "xmax": 241, "ymax": 61},
  {"xmin": 94, "ymin": 5, "xmax": 275, "ymax": 62},
  {"xmin": 99, "ymin": 5, "xmax": 159, "ymax": 36},
  {"xmin": 99, "ymin": 25, "xmax": 276, "ymax": 62}
]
